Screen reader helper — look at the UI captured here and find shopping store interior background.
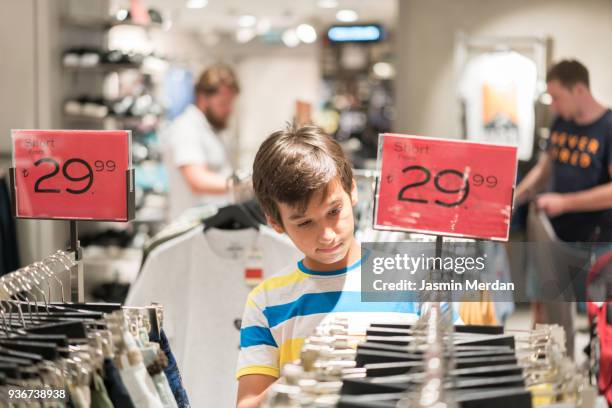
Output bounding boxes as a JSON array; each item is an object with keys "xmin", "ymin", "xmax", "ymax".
[{"xmin": 1, "ymin": 0, "xmax": 611, "ymax": 360}]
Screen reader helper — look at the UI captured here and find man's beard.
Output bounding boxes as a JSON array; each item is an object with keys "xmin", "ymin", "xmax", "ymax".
[{"xmin": 204, "ymin": 108, "xmax": 228, "ymax": 131}]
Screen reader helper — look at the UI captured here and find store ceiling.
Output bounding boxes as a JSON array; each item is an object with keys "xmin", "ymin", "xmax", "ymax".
[{"xmin": 144, "ymin": 0, "xmax": 397, "ymax": 34}]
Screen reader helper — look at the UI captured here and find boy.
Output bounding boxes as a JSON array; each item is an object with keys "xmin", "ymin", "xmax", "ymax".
[{"xmin": 236, "ymin": 125, "xmax": 421, "ymax": 408}]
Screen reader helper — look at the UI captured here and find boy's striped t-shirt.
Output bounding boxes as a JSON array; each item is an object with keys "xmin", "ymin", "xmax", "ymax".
[{"xmin": 236, "ymin": 256, "xmax": 424, "ymax": 379}]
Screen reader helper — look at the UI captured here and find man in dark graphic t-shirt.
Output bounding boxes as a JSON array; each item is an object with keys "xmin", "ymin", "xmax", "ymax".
[{"xmin": 516, "ymin": 59, "xmax": 612, "ymax": 243}]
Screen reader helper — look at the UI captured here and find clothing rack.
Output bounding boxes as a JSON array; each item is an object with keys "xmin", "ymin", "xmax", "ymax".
[
  {"xmin": 0, "ymin": 249, "xmax": 78, "ymax": 303},
  {"xmin": 262, "ymin": 301, "xmax": 592, "ymax": 408},
  {"xmin": 0, "ymin": 247, "xmax": 192, "ymax": 407}
]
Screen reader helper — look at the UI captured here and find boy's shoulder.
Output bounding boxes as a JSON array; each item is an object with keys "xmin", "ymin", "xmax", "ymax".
[{"xmin": 247, "ymin": 262, "xmax": 310, "ymax": 308}]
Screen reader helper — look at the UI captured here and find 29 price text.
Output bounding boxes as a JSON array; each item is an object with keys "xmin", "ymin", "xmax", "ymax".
[
  {"xmin": 394, "ymin": 165, "xmax": 498, "ymax": 207},
  {"xmin": 24, "ymin": 157, "xmax": 117, "ymax": 195}
]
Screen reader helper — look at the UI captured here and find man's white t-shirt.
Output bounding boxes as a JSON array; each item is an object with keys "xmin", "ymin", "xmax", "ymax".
[
  {"xmin": 163, "ymin": 104, "xmax": 233, "ymax": 220},
  {"xmin": 458, "ymin": 51, "xmax": 538, "ymax": 161}
]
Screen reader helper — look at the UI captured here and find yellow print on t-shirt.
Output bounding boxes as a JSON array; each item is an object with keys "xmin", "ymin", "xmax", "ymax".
[
  {"xmin": 570, "ymin": 150, "xmax": 579, "ymax": 166},
  {"xmin": 550, "ymin": 132, "xmax": 599, "ymax": 168},
  {"xmin": 559, "ymin": 148, "xmax": 571, "ymax": 163},
  {"xmin": 588, "ymin": 139, "xmax": 599, "ymax": 154},
  {"xmin": 580, "ymin": 152, "xmax": 591, "ymax": 168}
]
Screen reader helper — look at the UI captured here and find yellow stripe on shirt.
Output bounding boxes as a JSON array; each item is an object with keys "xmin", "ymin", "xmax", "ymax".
[
  {"xmin": 278, "ymin": 337, "xmax": 306, "ymax": 369},
  {"xmin": 246, "ymin": 269, "xmax": 308, "ymax": 307},
  {"xmin": 236, "ymin": 365, "xmax": 280, "ymax": 379}
]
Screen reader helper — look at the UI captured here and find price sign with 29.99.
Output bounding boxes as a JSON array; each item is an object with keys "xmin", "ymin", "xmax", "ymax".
[
  {"xmin": 12, "ymin": 130, "xmax": 133, "ymax": 221},
  {"xmin": 374, "ymin": 133, "xmax": 518, "ymax": 241}
]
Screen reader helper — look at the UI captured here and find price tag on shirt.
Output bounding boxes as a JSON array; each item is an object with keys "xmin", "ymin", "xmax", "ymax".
[
  {"xmin": 244, "ymin": 248, "xmax": 264, "ymax": 287},
  {"xmin": 374, "ymin": 133, "xmax": 518, "ymax": 241},
  {"xmin": 12, "ymin": 129, "xmax": 134, "ymax": 221}
]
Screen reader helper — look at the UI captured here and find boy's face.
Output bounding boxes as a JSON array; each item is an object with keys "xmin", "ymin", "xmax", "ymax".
[{"xmin": 269, "ymin": 178, "xmax": 358, "ymax": 271}]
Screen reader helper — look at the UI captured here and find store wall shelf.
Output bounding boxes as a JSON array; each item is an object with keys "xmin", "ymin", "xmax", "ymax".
[
  {"xmin": 62, "ymin": 63, "xmax": 143, "ymax": 73},
  {"xmin": 63, "ymin": 113, "xmax": 148, "ymax": 126},
  {"xmin": 60, "ymin": 16, "xmax": 162, "ymax": 31}
]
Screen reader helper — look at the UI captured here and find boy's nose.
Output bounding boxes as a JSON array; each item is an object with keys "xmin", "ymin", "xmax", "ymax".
[{"xmin": 318, "ymin": 227, "xmax": 336, "ymax": 244}]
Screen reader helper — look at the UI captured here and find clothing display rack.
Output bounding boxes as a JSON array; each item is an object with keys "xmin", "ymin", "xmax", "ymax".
[
  {"xmin": 0, "ymin": 248, "xmax": 189, "ymax": 407},
  {"xmin": 262, "ymin": 301, "xmax": 592, "ymax": 408}
]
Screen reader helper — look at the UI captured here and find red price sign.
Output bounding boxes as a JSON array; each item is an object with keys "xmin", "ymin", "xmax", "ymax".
[
  {"xmin": 374, "ymin": 133, "xmax": 517, "ymax": 241},
  {"xmin": 12, "ymin": 129, "xmax": 133, "ymax": 221}
]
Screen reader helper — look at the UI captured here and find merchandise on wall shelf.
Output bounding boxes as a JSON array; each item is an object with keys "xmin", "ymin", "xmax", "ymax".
[{"xmin": 58, "ymin": 8, "xmax": 171, "ymax": 304}]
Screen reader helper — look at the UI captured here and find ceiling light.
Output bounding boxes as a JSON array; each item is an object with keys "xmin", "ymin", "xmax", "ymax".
[
  {"xmin": 238, "ymin": 15, "xmax": 257, "ymax": 27},
  {"xmin": 296, "ymin": 24, "xmax": 317, "ymax": 43},
  {"xmin": 540, "ymin": 92, "xmax": 552, "ymax": 105},
  {"xmin": 186, "ymin": 0, "xmax": 208, "ymax": 9},
  {"xmin": 317, "ymin": 0, "xmax": 338, "ymax": 8},
  {"xmin": 373, "ymin": 62, "xmax": 395, "ymax": 79},
  {"xmin": 256, "ymin": 19, "xmax": 271, "ymax": 35},
  {"xmin": 116, "ymin": 9, "xmax": 129, "ymax": 21},
  {"xmin": 236, "ymin": 28, "xmax": 256, "ymax": 43},
  {"xmin": 282, "ymin": 29, "xmax": 300, "ymax": 48},
  {"xmin": 336, "ymin": 9, "xmax": 358, "ymax": 23}
]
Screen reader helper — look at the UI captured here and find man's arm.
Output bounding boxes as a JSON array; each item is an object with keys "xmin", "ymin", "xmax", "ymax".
[
  {"xmin": 537, "ymin": 164, "xmax": 612, "ymax": 217},
  {"xmin": 180, "ymin": 164, "xmax": 230, "ymax": 194},
  {"xmin": 515, "ymin": 153, "xmax": 553, "ymax": 206},
  {"xmin": 236, "ymin": 374, "xmax": 276, "ymax": 408}
]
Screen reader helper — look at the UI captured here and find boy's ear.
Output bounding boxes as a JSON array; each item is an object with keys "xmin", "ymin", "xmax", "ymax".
[
  {"xmin": 266, "ymin": 214, "xmax": 285, "ymax": 234},
  {"xmin": 350, "ymin": 179, "xmax": 359, "ymax": 206}
]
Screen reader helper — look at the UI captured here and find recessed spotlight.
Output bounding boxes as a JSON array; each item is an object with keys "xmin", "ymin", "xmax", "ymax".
[
  {"xmin": 256, "ymin": 19, "xmax": 271, "ymax": 35},
  {"xmin": 296, "ymin": 24, "xmax": 317, "ymax": 44},
  {"xmin": 373, "ymin": 62, "xmax": 395, "ymax": 79},
  {"xmin": 238, "ymin": 15, "xmax": 257, "ymax": 27},
  {"xmin": 186, "ymin": 0, "xmax": 208, "ymax": 9},
  {"xmin": 236, "ymin": 28, "xmax": 256, "ymax": 43},
  {"xmin": 282, "ymin": 29, "xmax": 300, "ymax": 48},
  {"xmin": 540, "ymin": 93, "xmax": 552, "ymax": 105},
  {"xmin": 116, "ymin": 9, "xmax": 129, "ymax": 21},
  {"xmin": 336, "ymin": 9, "xmax": 358, "ymax": 22},
  {"xmin": 317, "ymin": 0, "xmax": 338, "ymax": 8}
]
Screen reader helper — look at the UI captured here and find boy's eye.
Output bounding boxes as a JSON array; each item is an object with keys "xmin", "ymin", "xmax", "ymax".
[
  {"xmin": 297, "ymin": 220, "xmax": 312, "ymax": 228},
  {"xmin": 329, "ymin": 207, "xmax": 342, "ymax": 216}
]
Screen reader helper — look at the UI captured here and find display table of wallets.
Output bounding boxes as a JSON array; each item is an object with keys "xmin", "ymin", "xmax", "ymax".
[{"xmin": 264, "ymin": 304, "xmax": 595, "ymax": 408}]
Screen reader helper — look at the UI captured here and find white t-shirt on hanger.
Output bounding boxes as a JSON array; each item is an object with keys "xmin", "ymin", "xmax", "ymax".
[
  {"xmin": 163, "ymin": 104, "xmax": 233, "ymax": 220},
  {"xmin": 458, "ymin": 51, "xmax": 538, "ymax": 161},
  {"xmin": 126, "ymin": 225, "xmax": 302, "ymax": 408}
]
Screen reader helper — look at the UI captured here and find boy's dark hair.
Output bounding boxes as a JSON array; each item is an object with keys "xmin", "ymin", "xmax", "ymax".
[
  {"xmin": 195, "ymin": 63, "xmax": 240, "ymax": 96},
  {"xmin": 253, "ymin": 124, "xmax": 353, "ymax": 226},
  {"xmin": 546, "ymin": 59, "xmax": 590, "ymax": 90}
]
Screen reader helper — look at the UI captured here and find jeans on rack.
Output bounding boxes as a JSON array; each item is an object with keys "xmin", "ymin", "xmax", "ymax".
[{"xmin": 149, "ymin": 329, "xmax": 191, "ymax": 408}]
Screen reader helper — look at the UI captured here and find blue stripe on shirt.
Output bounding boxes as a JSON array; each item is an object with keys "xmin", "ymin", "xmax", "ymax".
[
  {"xmin": 240, "ymin": 326, "xmax": 278, "ymax": 348},
  {"xmin": 263, "ymin": 291, "xmax": 420, "ymax": 328},
  {"xmin": 297, "ymin": 257, "xmax": 362, "ymax": 276}
]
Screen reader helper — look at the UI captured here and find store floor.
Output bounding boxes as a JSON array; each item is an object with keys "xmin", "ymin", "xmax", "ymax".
[{"xmin": 504, "ymin": 303, "xmax": 590, "ymax": 366}]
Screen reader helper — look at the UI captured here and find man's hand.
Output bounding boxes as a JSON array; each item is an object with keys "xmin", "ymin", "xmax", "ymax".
[
  {"xmin": 180, "ymin": 164, "xmax": 231, "ymax": 194},
  {"xmin": 536, "ymin": 193, "xmax": 568, "ymax": 217}
]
